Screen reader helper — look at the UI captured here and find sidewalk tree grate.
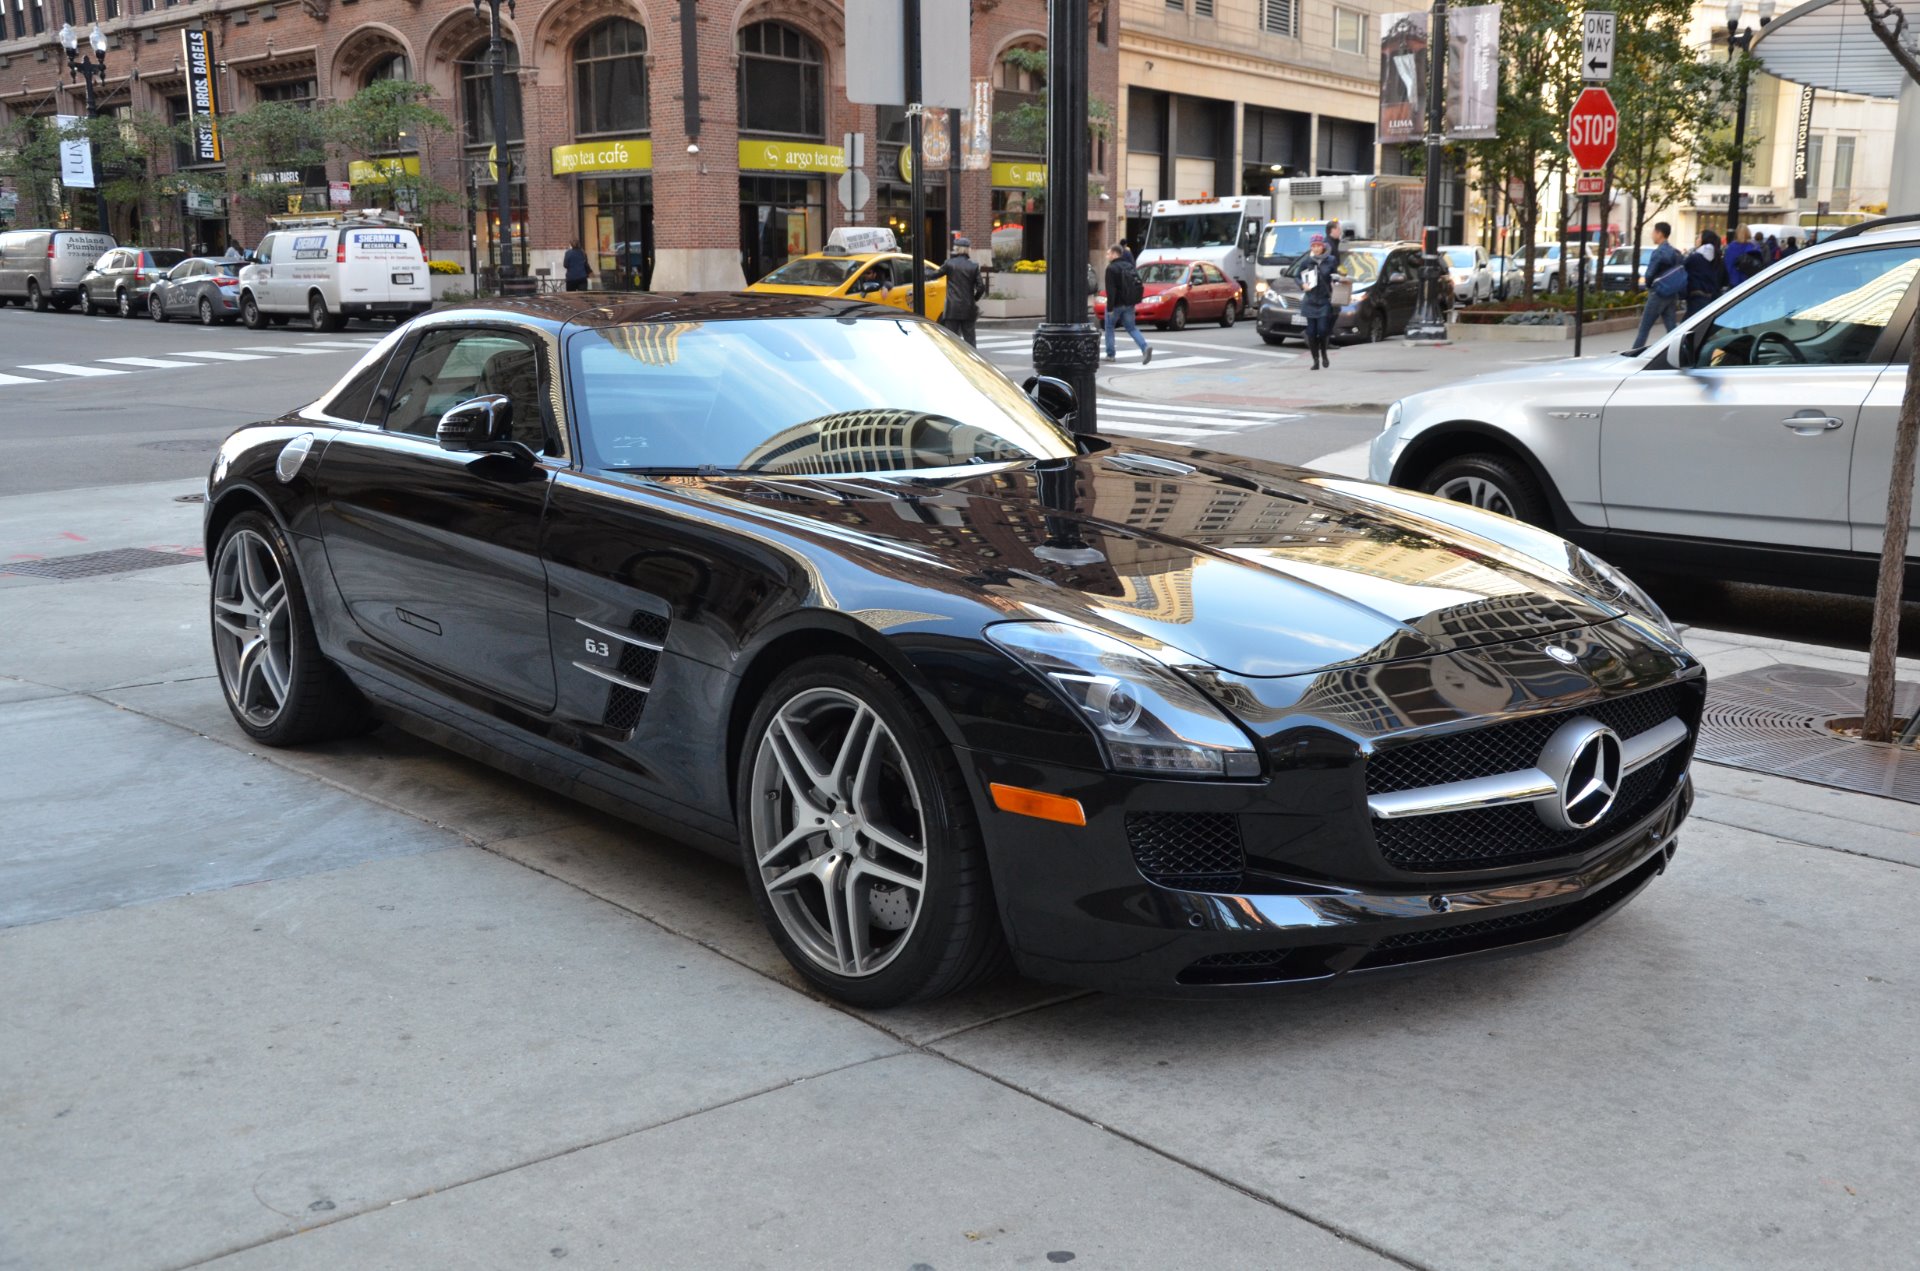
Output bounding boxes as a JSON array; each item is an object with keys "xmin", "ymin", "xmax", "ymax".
[
  {"xmin": 1696, "ymin": 664, "xmax": 1920, "ymax": 804},
  {"xmin": 1, "ymin": 548, "xmax": 199, "ymax": 581}
]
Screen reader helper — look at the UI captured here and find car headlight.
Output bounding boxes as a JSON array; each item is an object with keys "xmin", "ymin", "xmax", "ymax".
[
  {"xmin": 1571, "ymin": 548, "xmax": 1678, "ymax": 640},
  {"xmin": 1254, "ymin": 279, "xmax": 1270, "ymax": 298},
  {"xmin": 1381, "ymin": 399, "xmax": 1403, "ymax": 434},
  {"xmin": 986, "ymin": 622, "xmax": 1260, "ymax": 778}
]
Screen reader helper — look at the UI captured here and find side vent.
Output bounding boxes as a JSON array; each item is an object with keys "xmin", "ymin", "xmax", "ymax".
[{"xmin": 573, "ymin": 610, "xmax": 671, "ymax": 736}]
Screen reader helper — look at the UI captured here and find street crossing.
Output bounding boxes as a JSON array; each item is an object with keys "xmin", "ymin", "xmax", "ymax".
[{"xmin": 0, "ymin": 337, "xmax": 383, "ymax": 388}]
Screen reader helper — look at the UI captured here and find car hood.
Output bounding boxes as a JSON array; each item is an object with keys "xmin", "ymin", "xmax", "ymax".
[{"xmin": 687, "ymin": 445, "xmax": 1628, "ymax": 678}]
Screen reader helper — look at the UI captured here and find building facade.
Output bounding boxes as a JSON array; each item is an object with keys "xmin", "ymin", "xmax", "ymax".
[{"xmin": 0, "ymin": 0, "xmax": 1119, "ymax": 289}]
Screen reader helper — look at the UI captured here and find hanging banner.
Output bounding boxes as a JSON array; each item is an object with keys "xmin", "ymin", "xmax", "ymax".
[
  {"xmin": 55, "ymin": 114, "xmax": 95, "ymax": 190},
  {"xmin": 961, "ymin": 77, "xmax": 992, "ymax": 171},
  {"xmin": 1379, "ymin": 13, "xmax": 1429, "ymax": 146},
  {"xmin": 1445, "ymin": 4, "xmax": 1501, "ymax": 140},
  {"xmin": 182, "ymin": 29, "xmax": 223, "ymax": 163},
  {"xmin": 1792, "ymin": 85, "xmax": 1816, "ymax": 199}
]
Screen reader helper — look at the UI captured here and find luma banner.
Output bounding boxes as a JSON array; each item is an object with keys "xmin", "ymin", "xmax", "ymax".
[{"xmin": 1445, "ymin": 4, "xmax": 1502, "ymax": 141}]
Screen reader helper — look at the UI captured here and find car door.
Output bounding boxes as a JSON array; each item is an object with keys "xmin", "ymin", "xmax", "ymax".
[
  {"xmin": 1847, "ymin": 282, "xmax": 1920, "ymax": 559},
  {"xmin": 1384, "ymin": 251, "xmax": 1418, "ymax": 329},
  {"xmin": 1599, "ymin": 242, "xmax": 1920, "ymax": 551},
  {"xmin": 172, "ymin": 260, "xmax": 208, "ymax": 315},
  {"xmin": 314, "ymin": 323, "xmax": 560, "ymax": 712}
]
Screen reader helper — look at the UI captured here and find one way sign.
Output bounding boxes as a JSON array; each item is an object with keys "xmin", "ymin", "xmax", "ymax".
[{"xmin": 1582, "ymin": 11, "xmax": 1617, "ymax": 82}]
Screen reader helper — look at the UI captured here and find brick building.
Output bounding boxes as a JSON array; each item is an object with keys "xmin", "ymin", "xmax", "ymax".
[{"xmin": 0, "ymin": 0, "xmax": 1120, "ymax": 290}]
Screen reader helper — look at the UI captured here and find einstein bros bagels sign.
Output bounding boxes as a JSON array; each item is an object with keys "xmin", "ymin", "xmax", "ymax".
[{"xmin": 550, "ymin": 138, "xmax": 654, "ymax": 176}]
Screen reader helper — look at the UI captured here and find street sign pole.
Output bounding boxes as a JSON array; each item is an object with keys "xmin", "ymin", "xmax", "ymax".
[
  {"xmin": 1574, "ymin": 195, "xmax": 1590, "ymax": 356},
  {"xmin": 905, "ymin": 0, "xmax": 926, "ymax": 318}
]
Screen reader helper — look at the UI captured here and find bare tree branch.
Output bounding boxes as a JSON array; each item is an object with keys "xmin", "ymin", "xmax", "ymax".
[{"xmin": 1860, "ymin": 0, "xmax": 1920, "ymax": 84}]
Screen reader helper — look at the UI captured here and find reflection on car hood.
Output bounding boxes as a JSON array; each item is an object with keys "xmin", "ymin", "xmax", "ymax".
[{"xmin": 689, "ymin": 444, "xmax": 1626, "ymax": 677}]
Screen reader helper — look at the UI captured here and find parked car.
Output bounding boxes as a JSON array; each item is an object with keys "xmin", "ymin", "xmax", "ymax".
[
  {"xmin": 1372, "ymin": 215, "xmax": 1920, "ymax": 597},
  {"xmin": 0, "ymin": 228, "xmax": 118, "ymax": 311},
  {"xmin": 1490, "ymin": 254, "xmax": 1517, "ymax": 299},
  {"xmin": 1599, "ymin": 247, "xmax": 1658, "ymax": 293},
  {"xmin": 1094, "ymin": 259, "xmax": 1240, "ymax": 330},
  {"xmin": 1256, "ymin": 243, "xmax": 1430, "ymax": 345},
  {"xmin": 79, "ymin": 246, "xmax": 190, "ymax": 317},
  {"xmin": 1444, "ymin": 245, "xmax": 1495, "ymax": 304},
  {"xmin": 203, "ymin": 292, "xmax": 1702, "ymax": 1006},
  {"xmin": 1513, "ymin": 242, "xmax": 1599, "ymax": 293},
  {"xmin": 237, "ymin": 214, "xmax": 430, "ymax": 331},
  {"xmin": 147, "ymin": 257, "xmax": 244, "ymax": 325},
  {"xmin": 746, "ymin": 249, "xmax": 948, "ymax": 318}
]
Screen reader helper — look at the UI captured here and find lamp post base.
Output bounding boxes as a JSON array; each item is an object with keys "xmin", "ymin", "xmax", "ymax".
[{"xmin": 1032, "ymin": 322, "xmax": 1102, "ymax": 436}]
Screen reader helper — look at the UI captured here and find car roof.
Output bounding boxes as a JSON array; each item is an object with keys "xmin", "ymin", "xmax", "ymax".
[{"xmin": 421, "ymin": 292, "xmax": 886, "ymax": 334}]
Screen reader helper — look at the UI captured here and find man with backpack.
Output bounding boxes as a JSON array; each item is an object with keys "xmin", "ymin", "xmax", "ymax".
[
  {"xmin": 1634, "ymin": 222, "xmax": 1685, "ymax": 348},
  {"xmin": 1103, "ymin": 243, "xmax": 1153, "ymax": 364}
]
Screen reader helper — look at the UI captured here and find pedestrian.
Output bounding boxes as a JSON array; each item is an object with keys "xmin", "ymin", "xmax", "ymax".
[
  {"xmin": 1634, "ymin": 221, "xmax": 1685, "ymax": 349},
  {"xmin": 1296, "ymin": 220, "xmax": 1344, "ymax": 370},
  {"xmin": 1723, "ymin": 224, "xmax": 1757, "ymax": 281},
  {"xmin": 222, "ymin": 240, "xmax": 243, "ymax": 262},
  {"xmin": 1783, "ymin": 235, "xmax": 1800, "ymax": 257},
  {"xmin": 931, "ymin": 236, "xmax": 986, "ymax": 346},
  {"xmin": 1684, "ymin": 229, "xmax": 1724, "ymax": 319},
  {"xmin": 563, "ymin": 240, "xmax": 592, "ymax": 292},
  {"xmin": 1102, "ymin": 243, "xmax": 1152, "ymax": 365},
  {"xmin": 1765, "ymin": 234, "xmax": 1781, "ymax": 265}
]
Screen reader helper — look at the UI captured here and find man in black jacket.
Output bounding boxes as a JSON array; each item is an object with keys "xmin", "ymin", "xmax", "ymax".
[{"xmin": 932, "ymin": 238, "xmax": 987, "ymax": 346}]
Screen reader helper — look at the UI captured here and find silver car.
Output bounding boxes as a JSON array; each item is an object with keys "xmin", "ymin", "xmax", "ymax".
[{"xmin": 1371, "ymin": 216, "xmax": 1920, "ymax": 596}]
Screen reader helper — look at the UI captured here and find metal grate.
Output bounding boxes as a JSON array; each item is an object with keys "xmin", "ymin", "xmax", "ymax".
[
  {"xmin": 1126, "ymin": 811, "xmax": 1245, "ymax": 890},
  {"xmin": 1695, "ymin": 665, "xmax": 1920, "ymax": 804},
  {"xmin": 1367, "ymin": 683, "xmax": 1690, "ymax": 796},
  {"xmin": 598, "ymin": 609, "xmax": 670, "ymax": 734},
  {"xmin": 2, "ymin": 548, "xmax": 198, "ymax": 581}
]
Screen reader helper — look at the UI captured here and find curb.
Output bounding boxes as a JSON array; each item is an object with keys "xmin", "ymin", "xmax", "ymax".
[{"xmin": 1679, "ymin": 625, "xmax": 1920, "ymax": 674}]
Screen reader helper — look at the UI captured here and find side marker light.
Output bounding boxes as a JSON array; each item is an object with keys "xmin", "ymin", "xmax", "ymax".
[{"xmin": 989, "ymin": 783, "xmax": 1087, "ymax": 826}]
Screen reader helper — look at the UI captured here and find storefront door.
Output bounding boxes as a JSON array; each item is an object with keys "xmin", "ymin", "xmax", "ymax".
[
  {"xmin": 580, "ymin": 175, "xmax": 653, "ymax": 290},
  {"xmin": 740, "ymin": 175, "xmax": 825, "ymax": 284}
]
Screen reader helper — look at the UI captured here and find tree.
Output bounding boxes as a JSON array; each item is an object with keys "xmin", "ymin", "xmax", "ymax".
[
  {"xmin": 323, "ymin": 80, "xmax": 464, "ymax": 232},
  {"xmin": 1856, "ymin": 0, "xmax": 1920, "ymax": 743},
  {"xmin": 217, "ymin": 99, "xmax": 328, "ymax": 222},
  {"xmin": 0, "ymin": 115, "xmax": 64, "ymax": 228}
]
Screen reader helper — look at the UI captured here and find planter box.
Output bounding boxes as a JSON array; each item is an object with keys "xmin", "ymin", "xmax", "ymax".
[
  {"xmin": 980, "ymin": 275, "xmax": 1047, "ymax": 318},
  {"xmin": 1447, "ymin": 312, "xmax": 1641, "ymax": 341},
  {"xmin": 429, "ymin": 272, "xmax": 471, "ymax": 301}
]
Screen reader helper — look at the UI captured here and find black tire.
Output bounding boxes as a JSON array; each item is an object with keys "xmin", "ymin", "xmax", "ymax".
[
  {"xmin": 1260, "ymin": 332, "xmax": 1287, "ymax": 345},
  {"xmin": 80, "ymin": 289, "xmax": 97, "ymax": 315},
  {"xmin": 241, "ymin": 292, "xmax": 267, "ymax": 330},
  {"xmin": 150, "ymin": 293, "xmax": 170, "ymax": 323},
  {"xmin": 1168, "ymin": 301, "xmax": 1188, "ymax": 332},
  {"xmin": 198, "ymin": 296, "xmax": 217, "ymax": 326},
  {"xmin": 1367, "ymin": 309, "xmax": 1388, "ymax": 343},
  {"xmin": 209, "ymin": 510, "xmax": 371, "ymax": 747},
  {"xmin": 1419, "ymin": 453, "xmax": 1551, "ymax": 527},
  {"xmin": 309, "ymin": 292, "xmax": 346, "ymax": 332},
  {"xmin": 737, "ymin": 655, "xmax": 1007, "ymax": 1008},
  {"xmin": 27, "ymin": 280, "xmax": 47, "ymax": 312},
  {"xmin": 1218, "ymin": 299, "xmax": 1237, "ymax": 328},
  {"xmin": 117, "ymin": 288, "xmax": 134, "ymax": 318}
]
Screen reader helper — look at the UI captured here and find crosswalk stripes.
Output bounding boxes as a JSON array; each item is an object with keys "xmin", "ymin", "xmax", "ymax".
[
  {"xmin": 1, "ymin": 336, "xmax": 382, "ymax": 389},
  {"xmin": 100, "ymin": 357, "xmax": 203, "ymax": 369},
  {"xmin": 18, "ymin": 362, "xmax": 127, "ymax": 377},
  {"xmin": 1092, "ymin": 397, "xmax": 1301, "ymax": 444},
  {"xmin": 169, "ymin": 350, "xmax": 276, "ymax": 361}
]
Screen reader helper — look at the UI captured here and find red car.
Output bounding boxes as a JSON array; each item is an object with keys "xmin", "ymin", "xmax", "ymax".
[{"xmin": 1094, "ymin": 259, "xmax": 1241, "ymax": 331}]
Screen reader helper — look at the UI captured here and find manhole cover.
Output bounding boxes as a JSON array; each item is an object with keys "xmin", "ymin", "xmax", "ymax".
[
  {"xmin": 140, "ymin": 439, "xmax": 219, "ymax": 453},
  {"xmin": 1697, "ymin": 665, "xmax": 1920, "ymax": 803},
  {"xmin": 1, "ymin": 548, "xmax": 198, "ymax": 581}
]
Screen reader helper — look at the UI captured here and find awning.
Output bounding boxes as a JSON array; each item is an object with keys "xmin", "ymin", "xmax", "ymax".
[{"xmin": 1748, "ymin": 0, "xmax": 1912, "ymax": 99}]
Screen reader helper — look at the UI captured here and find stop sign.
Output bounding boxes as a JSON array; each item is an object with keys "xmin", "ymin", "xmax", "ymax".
[{"xmin": 1568, "ymin": 87, "xmax": 1619, "ymax": 171}]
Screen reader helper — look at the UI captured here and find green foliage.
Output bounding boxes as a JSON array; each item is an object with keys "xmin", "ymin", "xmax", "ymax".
[
  {"xmin": 324, "ymin": 80, "xmax": 464, "ymax": 232},
  {"xmin": 0, "ymin": 115, "xmax": 65, "ymax": 227}
]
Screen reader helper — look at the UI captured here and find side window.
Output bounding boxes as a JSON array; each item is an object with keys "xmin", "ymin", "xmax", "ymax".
[
  {"xmin": 887, "ymin": 258, "xmax": 917, "ymax": 289},
  {"xmin": 255, "ymin": 235, "xmax": 276, "ymax": 263},
  {"xmin": 1698, "ymin": 247, "xmax": 1920, "ymax": 369},
  {"xmin": 851, "ymin": 262, "xmax": 887, "ymax": 294},
  {"xmin": 381, "ymin": 328, "xmax": 550, "ymax": 451},
  {"xmin": 322, "ymin": 353, "xmax": 392, "ymax": 425}
]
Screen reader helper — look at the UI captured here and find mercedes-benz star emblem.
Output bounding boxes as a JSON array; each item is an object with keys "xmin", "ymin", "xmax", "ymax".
[
  {"xmin": 1545, "ymin": 645, "xmax": 1578, "ymax": 665},
  {"xmin": 1535, "ymin": 717, "xmax": 1623, "ymax": 831}
]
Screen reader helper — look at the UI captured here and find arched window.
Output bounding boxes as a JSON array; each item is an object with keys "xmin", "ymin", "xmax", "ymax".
[
  {"xmin": 737, "ymin": 21, "xmax": 822, "ymax": 139},
  {"xmin": 574, "ymin": 18, "xmax": 648, "ymax": 137},
  {"xmin": 366, "ymin": 54, "xmax": 410, "ymax": 85},
  {"xmin": 462, "ymin": 41, "xmax": 524, "ymax": 146}
]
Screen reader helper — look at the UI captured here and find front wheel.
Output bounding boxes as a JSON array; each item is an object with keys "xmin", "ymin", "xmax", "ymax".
[
  {"xmin": 1218, "ymin": 299, "xmax": 1237, "ymax": 328},
  {"xmin": 150, "ymin": 293, "xmax": 169, "ymax": 322},
  {"xmin": 210, "ymin": 511, "xmax": 370, "ymax": 746},
  {"xmin": 738, "ymin": 656, "xmax": 1005, "ymax": 1008},
  {"xmin": 1168, "ymin": 301, "xmax": 1188, "ymax": 332},
  {"xmin": 241, "ymin": 293, "xmax": 266, "ymax": 330},
  {"xmin": 80, "ymin": 289, "xmax": 97, "ymax": 315},
  {"xmin": 1420, "ymin": 453, "xmax": 1551, "ymax": 527},
  {"xmin": 1367, "ymin": 309, "xmax": 1389, "ymax": 343},
  {"xmin": 308, "ymin": 292, "xmax": 346, "ymax": 332},
  {"xmin": 118, "ymin": 288, "xmax": 135, "ymax": 318}
]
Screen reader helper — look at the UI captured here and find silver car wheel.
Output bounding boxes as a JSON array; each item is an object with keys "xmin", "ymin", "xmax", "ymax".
[
  {"xmin": 748, "ymin": 686, "xmax": 928, "ymax": 978},
  {"xmin": 211, "ymin": 529, "xmax": 293, "ymax": 727},
  {"xmin": 1435, "ymin": 475, "xmax": 1519, "ymax": 518}
]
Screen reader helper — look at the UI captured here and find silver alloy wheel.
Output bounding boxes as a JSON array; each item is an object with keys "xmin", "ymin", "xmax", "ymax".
[
  {"xmin": 211, "ymin": 529, "xmax": 293, "ymax": 727},
  {"xmin": 1435, "ymin": 475, "xmax": 1520, "ymax": 518},
  {"xmin": 200, "ymin": 296, "xmax": 216, "ymax": 325},
  {"xmin": 748, "ymin": 686, "xmax": 928, "ymax": 978},
  {"xmin": 118, "ymin": 288, "xmax": 132, "ymax": 317}
]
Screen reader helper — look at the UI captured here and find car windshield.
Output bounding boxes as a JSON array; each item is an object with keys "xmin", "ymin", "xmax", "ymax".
[
  {"xmin": 758, "ymin": 257, "xmax": 864, "ymax": 287},
  {"xmin": 1444, "ymin": 248, "xmax": 1477, "ymax": 268},
  {"xmin": 1144, "ymin": 212, "xmax": 1242, "ymax": 251},
  {"xmin": 1139, "ymin": 262, "xmax": 1192, "ymax": 283},
  {"xmin": 568, "ymin": 317, "xmax": 1077, "ymax": 475},
  {"xmin": 1258, "ymin": 223, "xmax": 1323, "ymax": 264}
]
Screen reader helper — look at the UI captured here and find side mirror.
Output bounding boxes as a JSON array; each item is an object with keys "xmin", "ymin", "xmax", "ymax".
[
  {"xmin": 1388, "ymin": 272, "xmax": 1407, "ymax": 284},
  {"xmin": 1022, "ymin": 374, "xmax": 1077, "ymax": 428},
  {"xmin": 1674, "ymin": 330, "xmax": 1699, "ymax": 368},
  {"xmin": 436, "ymin": 394, "xmax": 517, "ymax": 453}
]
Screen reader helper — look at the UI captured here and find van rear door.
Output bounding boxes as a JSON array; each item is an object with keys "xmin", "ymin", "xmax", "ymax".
[
  {"xmin": 341, "ymin": 227, "xmax": 427, "ymax": 307},
  {"xmin": 52, "ymin": 233, "xmax": 117, "ymax": 288}
]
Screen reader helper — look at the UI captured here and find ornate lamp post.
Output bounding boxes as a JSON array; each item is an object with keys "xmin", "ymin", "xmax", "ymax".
[
  {"xmin": 1723, "ymin": 0, "xmax": 1776, "ymax": 237},
  {"xmin": 57, "ymin": 21, "xmax": 112, "ymax": 235},
  {"xmin": 1404, "ymin": 0, "xmax": 1449, "ymax": 341},
  {"xmin": 1030, "ymin": 0, "xmax": 1098, "ymax": 434},
  {"xmin": 471, "ymin": 0, "xmax": 517, "ymax": 286}
]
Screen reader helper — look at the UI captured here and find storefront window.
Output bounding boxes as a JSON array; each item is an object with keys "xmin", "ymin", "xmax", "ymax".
[
  {"xmin": 991, "ymin": 189, "xmax": 1043, "ymax": 266},
  {"xmin": 738, "ymin": 22, "xmax": 823, "ymax": 139},
  {"xmin": 575, "ymin": 19, "xmax": 648, "ymax": 138},
  {"xmin": 740, "ymin": 175, "xmax": 824, "ymax": 283},
  {"xmin": 878, "ymin": 181, "xmax": 946, "ymax": 260},
  {"xmin": 580, "ymin": 175, "xmax": 653, "ymax": 291}
]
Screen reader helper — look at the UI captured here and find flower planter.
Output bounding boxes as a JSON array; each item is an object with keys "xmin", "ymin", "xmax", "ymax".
[
  {"xmin": 429, "ymin": 271, "xmax": 471, "ymax": 301},
  {"xmin": 1446, "ymin": 312, "xmax": 1642, "ymax": 341},
  {"xmin": 980, "ymin": 271, "xmax": 1048, "ymax": 318}
]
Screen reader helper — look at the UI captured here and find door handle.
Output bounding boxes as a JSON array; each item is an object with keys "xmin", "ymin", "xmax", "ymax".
[{"xmin": 1780, "ymin": 415, "xmax": 1845, "ymax": 433}]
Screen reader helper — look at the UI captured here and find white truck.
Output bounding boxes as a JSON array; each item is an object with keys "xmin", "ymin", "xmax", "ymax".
[
  {"xmin": 1137, "ymin": 195, "xmax": 1271, "ymax": 306},
  {"xmin": 1252, "ymin": 174, "xmax": 1424, "ymax": 301}
]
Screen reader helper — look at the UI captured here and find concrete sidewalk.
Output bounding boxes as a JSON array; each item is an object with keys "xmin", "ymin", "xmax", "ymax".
[{"xmin": 3, "ymin": 479, "xmax": 1917, "ymax": 1270}]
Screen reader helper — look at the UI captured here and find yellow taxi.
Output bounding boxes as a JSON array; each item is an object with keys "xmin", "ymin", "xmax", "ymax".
[{"xmin": 746, "ymin": 228, "xmax": 947, "ymax": 317}]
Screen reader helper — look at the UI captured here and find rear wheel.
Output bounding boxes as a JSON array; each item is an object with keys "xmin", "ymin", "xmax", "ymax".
[
  {"xmin": 150, "ymin": 293, "xmax": 169, "ymax": 322},
  {"xmin": 738, "ymin": 656, "xmax": 1006, "ymax": 1008},
  {"xmin": 210, "ymin": 511, "xmax": 370, "ymax": 746},
  {"xmin": 241, "ymin": 293, "xmax": 266, "ymax": 330},
  {"xmin": 308, "ymin": 292, "xmax": 346, "ymax": 332},
  {"xmin": 1421, "ymin": 453, "xmax": 1551, "ymax": 527},
  {"xmin": 198, "ymin": 296, "xmax": 218, "ymax": 326},
  {"xmin": 1218, "ymin": 299, "xmax": 1237, "ymax": 328},
  {"xmin": 1168, "ymin": 301, "xmax": 1188, "ymax": 332},
  {"xmin": 26, "ymin": 280, "xmax": 46, "ymax": 312}
]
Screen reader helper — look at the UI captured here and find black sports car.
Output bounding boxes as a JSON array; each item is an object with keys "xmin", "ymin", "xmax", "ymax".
[{"xmin": 204, "ymin": 294, "xmax": 1703, "ymax": 1006}]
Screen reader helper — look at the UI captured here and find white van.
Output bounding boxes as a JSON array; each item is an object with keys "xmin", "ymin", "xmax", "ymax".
[
  {"xmin": 0, "ymin": 228, "xmax": 119, "ymax": 310},
  {"xmin": 238, "ymin": 215, "xmax": 431, "ymax": 331}
]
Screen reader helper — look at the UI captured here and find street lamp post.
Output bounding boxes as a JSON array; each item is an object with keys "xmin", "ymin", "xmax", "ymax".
[
  {"xmin": 1405, "ymin": 0, "xmax": 1449, "ymax": 341},
  {"xmin": 472, "ymin": 0, "xmax": 517, "ymax": 287},
  {"xmin": 1723, "ymin": 0, "xmax": 1776, "ymax": 238},
  {"xmin": 1031, "ymin": 0, "xmax": 1098, "ymax": 434},
  {"xmin": 57, "ymin": 22, "xmax": 112, "ymax": 236}
]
